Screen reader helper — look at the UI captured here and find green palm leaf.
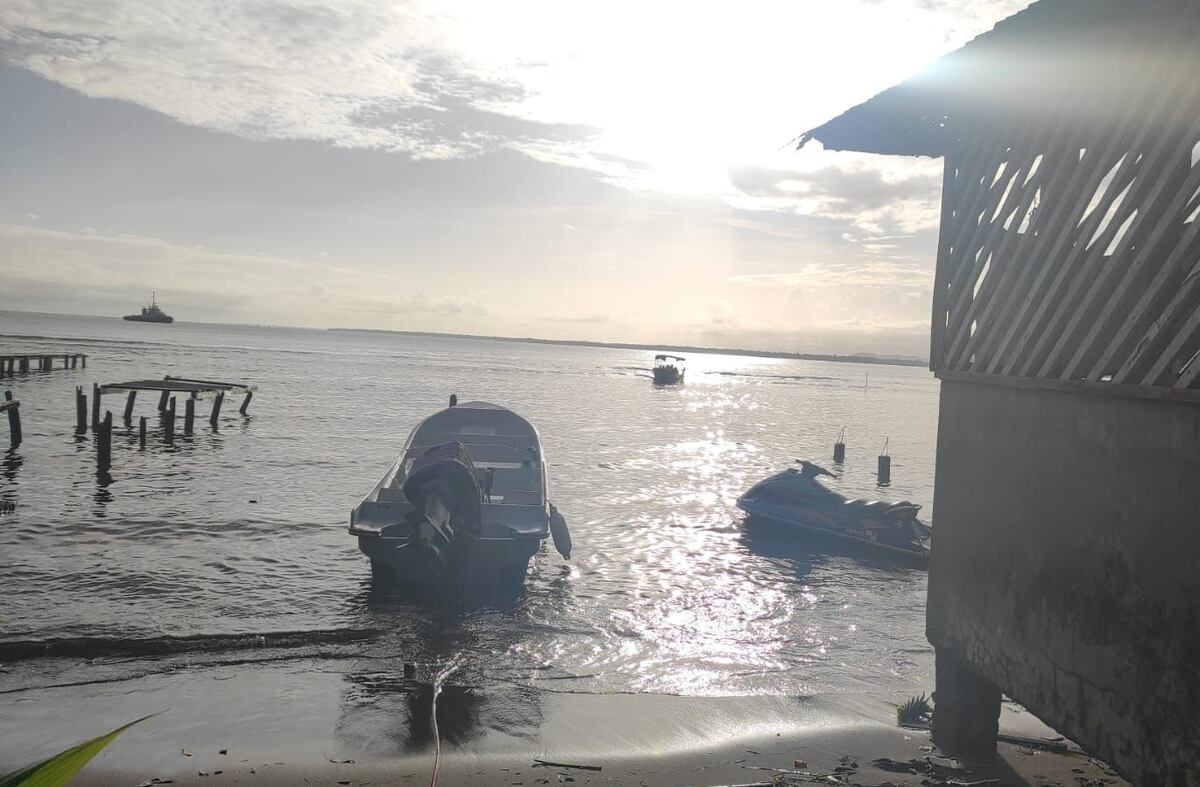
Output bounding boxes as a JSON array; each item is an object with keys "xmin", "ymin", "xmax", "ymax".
[{"xmin": 0, "ymin": 712, "xmax": 159, "ymax": 787}]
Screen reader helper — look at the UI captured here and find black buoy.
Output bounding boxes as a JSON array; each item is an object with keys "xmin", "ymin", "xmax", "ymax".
[
  {"xmin": 877, "ymin": 438, "xmax": 891, "ymax": 485},
  {"xmin": 549, "ymin": 502, "xmax": 572, "ymax": 559},
  {"xmin": 833, "ymin": 427, "xmax": 846, "ymax": 463},
  {"xmin": 449, "ymin": 393, "xmax": 458, "ymax": 407}
]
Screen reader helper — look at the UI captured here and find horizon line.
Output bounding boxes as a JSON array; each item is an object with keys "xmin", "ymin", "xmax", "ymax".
[{"xmin": 0, "ymin": 308, "xmax": 930, "ymax": 369}]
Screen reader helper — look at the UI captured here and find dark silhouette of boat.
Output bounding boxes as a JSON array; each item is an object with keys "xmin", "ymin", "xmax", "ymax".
[
  {"xmin": 652, "ymin": 354, "xmax": 685, "ymax": 384},
  {"xmin": 123, "ymin": 292, "xmax": 173, "ymax": 323}
]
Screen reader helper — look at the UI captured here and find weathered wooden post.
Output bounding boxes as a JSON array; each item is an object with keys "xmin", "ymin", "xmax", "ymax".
[
  {"xmin": 70, "ymin": 356, "xmax": 77, "ymax": 369},
  {"xmin": 91, "ymin": 383, "xmax": 101, "ymax": 429},
  {"xmin": 164, "ymin": 396, "xmax": 176, "ymax": 443},
  {"xmin": 239, "ymin": 390, "xmax": 253, "ymax": 415},
  {"xmin": 4, "ymin": 392, "xmax": 20, "ymax": 447},
  {"xmin": 209, "ymin": 392, "xmax": 224, "ymax": 428},
  {"xmin": 81, "ymin": 355, "xmax": 86, "ymax": 369},
  {"xmin": 449, "ymin": 393, "xmax": 458, "ymax": 407},
  {"xmin": 157, "ymin": 390, "xmax": 170, "ymax": 411},
  {"xmin": 75, "ymin": 386, "xmax": 87, "ymax": 434},
  {"xmin": 139, "ymin": 416, "xmax": 147, "ymax": 448},
  {"xmin": 123, "ymin": 390, "xmax": 137, "ymax": 424},
  {"xmin": 833, "ymin": 427, "xmax": 846, "ymax": 463},
  {"xmin": 18, "ymin": 358, "xmax": 28, "ymax": 373},
  {"xmin": 184, "ymin": 397, "xmax": 195, "ymax": 436},
  {"xmin": 96, "ymin": 411, "xmax": 112, "ymax": 470},
  {"xmin": 877, "ymin": 438, "xmax": 891, "ymax": 485}
]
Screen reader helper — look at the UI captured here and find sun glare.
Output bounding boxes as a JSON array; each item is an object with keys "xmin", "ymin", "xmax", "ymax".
[{"xmin": 443, "ymin": 0, "xmax": 951, "ymax": 195}]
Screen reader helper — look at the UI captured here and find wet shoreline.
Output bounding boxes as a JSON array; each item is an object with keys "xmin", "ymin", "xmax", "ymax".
[{"xmin": 0, "ymin": 654, "xmax": 1124, "ymax": 786}]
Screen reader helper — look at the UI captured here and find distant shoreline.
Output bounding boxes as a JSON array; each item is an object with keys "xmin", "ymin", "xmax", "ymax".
[
  {"xmin": 0, "ymin": 310, "xmax": 928, "ymax": 368},
  {"xmin": 329, "ymin": 327, "xmax": 929, "ymax": 368}
]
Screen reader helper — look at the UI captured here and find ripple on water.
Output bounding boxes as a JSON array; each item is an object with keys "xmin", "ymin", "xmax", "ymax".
[{"xmin": 0, "ymin": 316, "xmax": 937, "ymax": 697}]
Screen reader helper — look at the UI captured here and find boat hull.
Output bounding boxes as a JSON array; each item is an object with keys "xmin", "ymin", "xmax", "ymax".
[
  {"xmin": 652, "ymin": 366, "xmax": 683, "ymax": 384},
  {"xmin": 737, "ymin": 497, "xmax": 929, "ymax": 563},
  {"xmin": 356, "ymin": 530, "xmax": 541, "ymax": 585},
  {"xmin": 123, "ymin": 315, "xmax": 174, "ymax": 323}
]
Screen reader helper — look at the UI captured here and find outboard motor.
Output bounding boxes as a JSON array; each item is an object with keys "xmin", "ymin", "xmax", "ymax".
[{"xmin": 403, "ymin": 442, "xmax": 482, "ymax": 560}]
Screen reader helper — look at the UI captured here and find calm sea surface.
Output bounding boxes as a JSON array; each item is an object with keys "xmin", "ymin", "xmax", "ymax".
[{"xmin": 0, "ymin": 311, "xmax": 939, "ymax": 700}]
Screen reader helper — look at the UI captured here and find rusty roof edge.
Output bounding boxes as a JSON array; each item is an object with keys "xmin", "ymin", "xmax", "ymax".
[{"xmin": 795, "ymin": 0, "xmax": 1136, "ymax": 158}]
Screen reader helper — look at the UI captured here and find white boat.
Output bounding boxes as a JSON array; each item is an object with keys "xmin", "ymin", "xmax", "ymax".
[{"xmin": 349, "ymin": 400, "xmax": 570, "ymax": 584}]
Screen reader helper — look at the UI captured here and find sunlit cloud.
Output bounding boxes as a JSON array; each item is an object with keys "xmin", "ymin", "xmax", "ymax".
[
  {"xmin": 0, "ymin": 0, "xmax": 1032, "ymax": 356},
  {"xmin": 2, "ymin": 0, "xmax": 1024, "ymax": 188}
]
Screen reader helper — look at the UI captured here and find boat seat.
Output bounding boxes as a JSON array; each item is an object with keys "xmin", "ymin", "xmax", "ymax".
[
  {"xmin": 843, "ymin": 499, "xmax": 920, "ymax": 516},
  {"xmin": 843, "ymin": 499, "xmax": 893, "ymax": 514}
]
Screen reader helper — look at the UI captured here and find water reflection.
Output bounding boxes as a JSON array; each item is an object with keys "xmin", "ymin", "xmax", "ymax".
[
  {"xmin": 335, "ymin": 576, "xmax": 548, "ymax": 756},
  {"xmin": 1, "ymin": 448, "xmax": 21, "ymax": 514},
  {"xmin": 93, "ymin": 470, "xmax": 114, "ymax": 517}
]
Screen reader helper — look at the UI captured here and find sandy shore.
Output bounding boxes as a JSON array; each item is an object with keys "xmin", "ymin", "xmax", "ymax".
[{"xmin": 0, "ymin": 649, "xmax": 1126, "ymax": 787}]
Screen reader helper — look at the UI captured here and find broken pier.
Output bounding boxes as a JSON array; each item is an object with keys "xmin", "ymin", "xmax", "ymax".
[
  {"xmin": 1, "ymin": 353, "xmax": 87, "ymax": 375},
  {"xmin": 79, "ymin": 375, "xmax": 257, "ymax": 468}
]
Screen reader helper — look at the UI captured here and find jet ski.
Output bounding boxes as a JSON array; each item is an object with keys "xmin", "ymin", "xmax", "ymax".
[{"xmin": 737, "ymin": 461, "xmax": 930, "ymax": 562}]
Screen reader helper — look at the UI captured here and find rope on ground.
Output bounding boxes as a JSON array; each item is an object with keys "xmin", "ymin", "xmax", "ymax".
[{"xmin": 429, "ymin": 650, "xmax": 465, "ymax": 787}]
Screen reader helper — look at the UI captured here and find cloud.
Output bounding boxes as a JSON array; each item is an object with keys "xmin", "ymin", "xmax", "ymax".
[
  {"xmin": 726, "ymin": 258, "xmax": 930, "ymax": 292},
  {"xmin": 1, "ymin": 0, "xmax": 1030, "ymax": 189},
  {"xmin": 729, "ymin": 157, "xmax": 943, "ymax": 237},
  {"xmin": 0, "ymin": 0, "xmax": 587, "ymax": 160}
]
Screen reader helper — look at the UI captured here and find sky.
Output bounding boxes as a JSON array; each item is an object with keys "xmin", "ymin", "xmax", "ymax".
[{"xmin": 0, "ymin": 0, "xmax": 1026, "ymax": 357}]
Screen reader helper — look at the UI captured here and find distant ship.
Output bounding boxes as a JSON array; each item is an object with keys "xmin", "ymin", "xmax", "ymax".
[{"xmin": 123, "ymin": 292, "xmax": 174, "ymax": 324}]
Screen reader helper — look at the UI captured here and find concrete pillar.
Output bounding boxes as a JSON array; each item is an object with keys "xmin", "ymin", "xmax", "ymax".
[{"xmin": 931, "ymin": 647, "xmax": 1001, "ymax": 757}]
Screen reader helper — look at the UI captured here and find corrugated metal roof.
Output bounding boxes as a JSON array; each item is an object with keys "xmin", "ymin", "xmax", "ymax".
[{"xmin": 798, "ymin": 0, "xmax": 1142, "ymax": 157}]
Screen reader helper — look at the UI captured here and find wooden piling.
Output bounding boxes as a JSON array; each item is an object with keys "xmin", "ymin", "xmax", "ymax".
[
  {"xmin": 81, "ymin": 355, "xmax": 86, "ymax": 368},
  {"xmin": 71, "ymin": 356, "xmax": 77, "ymax": 369},
  {"xmin": 239, "ymin": 390, "xmax": 253, "ymax": 415},
  {"xmin": 18, "ymin": 358, "xmax": 28, "ymax": 373},
  {"xmin": 157, "ymin": 390, "xmax": 170, "ymax": 411},
  {"xmin": 139, "ymin": 416, "xmax": 147, "ymax": 448},
  {"xmin": 97, "ymin": 411, "xmax": 113, "ymax": 470},
  {"xmin": 123, "ymin": 390, "xmax": 137, "ymax": 423},
  {"xmin": 833, "ymin": 427, "xmax": 846, "ymax": 463},
  {"xmin": 75, "ymin": 386, "xmax": 87, "ymax": 434},
  {"xmin": 878, "ymin": 438, "xmax": 892, "ymax": 485},
  {"xmin": 210, "ymin": 392, "xmax": 224, "ymax": 427},
  {"xmin": 164, "ymin": 397, "xmax": 176, "ymax": 443},
  {"xmin": 91, "ymin": 382, "xmax": 101, "ymax": 430},
  {"xmin": 184, "ymin": 397, "xmax": 195, "ymax": 436},
  {"xmin": 4, "ymin": 392, "xmax": 20, "ymax": 447}
]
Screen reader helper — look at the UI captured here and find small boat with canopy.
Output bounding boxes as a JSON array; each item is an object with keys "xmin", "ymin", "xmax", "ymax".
[{"xmin": 652, "ymin": 354, "xmax": 686, "ymax": 384}]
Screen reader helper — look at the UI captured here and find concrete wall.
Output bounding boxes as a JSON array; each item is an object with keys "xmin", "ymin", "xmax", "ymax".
[{"xmin": 928, "ymin": 378, "xmax": 1200, "ymax": 785}]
